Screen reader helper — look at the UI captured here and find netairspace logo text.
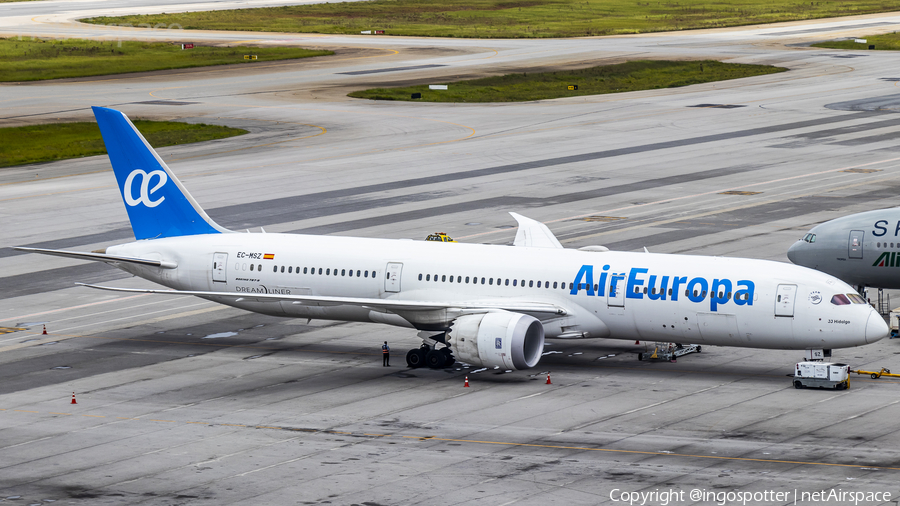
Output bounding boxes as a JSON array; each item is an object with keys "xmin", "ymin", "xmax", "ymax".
[{"xmin": 609, "ymin": 488, "xmax": 892, "ymax": 506}]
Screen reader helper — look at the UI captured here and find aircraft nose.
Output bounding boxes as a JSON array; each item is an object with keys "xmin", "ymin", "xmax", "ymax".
[
  {"xmin": 787, "ymin": 241, "xmax": 802, "ymax": 265},
  {"xmin": 866, "ymin": 311, "xmax": 889, "ymax": 344}
]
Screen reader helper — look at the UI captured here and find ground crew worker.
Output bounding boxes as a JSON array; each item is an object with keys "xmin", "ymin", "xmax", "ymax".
[{"xmin": 382, "ymin": 341, "xmax": 390, "ymax": 366}]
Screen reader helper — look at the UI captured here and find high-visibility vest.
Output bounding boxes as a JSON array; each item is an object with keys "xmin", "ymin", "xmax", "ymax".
[{"xmin": 382, "ymin": 345, "xmax": 389, "ymax": 353}]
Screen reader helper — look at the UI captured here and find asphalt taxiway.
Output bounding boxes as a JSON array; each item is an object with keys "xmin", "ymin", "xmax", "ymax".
[{"xmin": 2, "ymin": 3, "xmax": 900, "ymax": 504}]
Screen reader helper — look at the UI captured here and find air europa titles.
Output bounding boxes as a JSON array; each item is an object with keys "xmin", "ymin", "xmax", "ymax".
[{"xmin": 570, "ymin": 265, "xmax": 755, "ymax": 312}]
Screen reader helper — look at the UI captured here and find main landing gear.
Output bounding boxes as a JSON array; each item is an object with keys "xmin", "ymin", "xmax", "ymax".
[{"xmin": 406, "ymin": 336, "xmax": 456, "ymax": 369}]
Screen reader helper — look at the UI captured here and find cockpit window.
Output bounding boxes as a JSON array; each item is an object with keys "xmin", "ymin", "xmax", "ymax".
[
  {"xmin": 830, "ymin": 294, "xmax": 851, "ymax": 305},
  {"xmin": 802, "ymin": 233, "xmax": 816, "ymax": 243},
  {"xmin": 847, "ymin": 293, "xmax": 867, "ymax": 304}
]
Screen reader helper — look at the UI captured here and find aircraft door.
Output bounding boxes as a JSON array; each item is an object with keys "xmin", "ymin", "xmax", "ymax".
[
  {"xmin": 608, "ymin": 276, "xmax": 625, "ymax": 307},
  {"xmin": 384, "ymin": 262, "xmax": 403, "ymax": 293},
  {"xmin": 212, "ymin": 252, "xmax": 228, "ymax": 283},
  {"xmin": 775, "ymin": 284, "xmax": 796, "ymax": 317},
  {"xmin": 848, "ymin": 230, "xmax": 864, "ymax": 259}
]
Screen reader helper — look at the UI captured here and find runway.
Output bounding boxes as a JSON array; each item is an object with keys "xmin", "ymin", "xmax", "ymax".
[{"xmin": 2, "ymin": 2, "xmax": 900, "ymax": 504}]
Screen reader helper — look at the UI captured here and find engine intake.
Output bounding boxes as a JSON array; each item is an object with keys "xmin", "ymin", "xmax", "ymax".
[{"xmin": 447, "ymin": 311, "xmax": 545, "ymax": 370}]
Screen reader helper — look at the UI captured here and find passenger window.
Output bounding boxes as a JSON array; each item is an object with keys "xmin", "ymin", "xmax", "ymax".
[
  {"xmin": 553, "ymin": 282, "xmax": 558, "ymax": 289},
  {"xmin": 529, "ymin": 280, "xmax": 534, "ymax": 287},
  {"xmin": 304, "ymin": 267, "xmax": 308, "ymax": 274},
  {"xmin": 341, "ymin": 269, "xmax": 346, "ymax": 276},
  {"xmin": 692, "ymin": 290, "xmax": 697, "ymax": 297},
  {"xmin": 668, "ymin": 288, "xmax": 672, "ymax": 296},
  {"xmin": 419, "ymin": 274, "xmax": 423, "ymax": 281},
  {"xmin": 514, "ymin": 279, "xmax": 518, "ymax": 286},
  {"xmin": 434, "ymin": 274, "xmax": 438, "ymax": 282},
  {"xmin": 457, "ymin": 276, "xmax": 462, "ymax": 283},
  {"xmin": 537, "ymin": 281, "xmax": 542, "ymax": 288},
  {"xmin": 569, "ymin": 283, "xmax": 574, "ymax": 290},
  {"xmin": 365, "ymin": 270, "xmax": 369, "ymax": 277},
  {"xmin": 489, "ymin": 278, "xmax": 494, "ymax": 285},
  {"xmin": 465, "ymin": 276, "xmax": 470, "ymax": 283},
  {"xmin": 273, "ymin": 266, "xmax": 278, "ymax": 273},
  {"xmin": 281, "ymin": 266, "xmax": 285, "ymax": 273},
  {"xmin": 521, "ymin": 280, "xmax": 526, "ymax": 287},
  {"xmin": 250, "ymin": 264, "xmax": 255, "ymax": 271},
  {"xmin": 701, "ymin": 290, "xmax": 706, "ymax": 298},
  {"xmin": 545, "ymin": 281, "xmax": 550, "ymax": 288},
  {"xmin": 449, "ymin": 276, "xmax": 454, "ymax": 283},
  {"xmin": 505, "ymin": 279, "xmax": 509, "ymax": 286},
  {"xmin": 326, "ymin": 268, "xmax": 330, "ymax": 275},
  {"xmin": 442, "ymin": 275, "xmax": 446, "ymax": 282},
  {"xmin": 481, "ymin": 277, "xmax": 486, "ymax": 284},
  {"xmin": 426, "ymin": 274, "xmax": 430, "ymax": 281},
  {"xmin": 318, "ymin": 268, "xmax": 323, "ymax": 275},
  {"xmin": 643, "ymin": 287, "xmax": 647, "ymax": 294}
]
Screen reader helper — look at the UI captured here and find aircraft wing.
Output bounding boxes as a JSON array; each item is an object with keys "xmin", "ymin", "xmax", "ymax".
[
  {"xmin": 77, "ymin": 283, "xmax": 569, "ymax": 316},
  {"xmin": 510, "ymin": 212, "xmax": 563, "ymax": 249},
  {"xmin": 14, "ymin": 247, "xmax": 177, "ymax": 269}
]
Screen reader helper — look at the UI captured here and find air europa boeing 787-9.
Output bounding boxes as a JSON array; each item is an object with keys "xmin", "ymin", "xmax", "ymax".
[{"xmin": 16, "ymin": 107, "xmax": 887, "ymax": 372}]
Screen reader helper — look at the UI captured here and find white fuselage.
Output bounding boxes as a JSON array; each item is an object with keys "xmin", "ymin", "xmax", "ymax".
[{"xmin": 108, "ymin": 233, "xmax": 884, "ymax": 350}]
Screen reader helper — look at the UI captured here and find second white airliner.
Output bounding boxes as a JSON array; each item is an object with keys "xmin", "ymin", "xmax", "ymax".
[{"xmin": 16, "ymin": 107, "xmax": 888, "ymax": 371}]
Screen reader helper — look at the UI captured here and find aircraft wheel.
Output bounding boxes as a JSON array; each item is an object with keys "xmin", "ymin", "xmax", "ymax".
[
  {"xmin": 440, "ymin": 348, "xmax": 455, "ymax": 367},
  {"xmin": 794, "ymin": 381, "xmax": 803, "ymax": 389},
  {"xmin": 406, "ymin": 348, "xmax": 426, "ymax": 368},
  {"xmin": 696, "ymin": 346, "xmax": 702, "ymax": 353},
  {"xmin": 637, "ymin": 353, "xmax": 643, "ymax": 361},
  {"xmin": 425, "ymin": 349, "xmax": 447, "ymax": 369}
]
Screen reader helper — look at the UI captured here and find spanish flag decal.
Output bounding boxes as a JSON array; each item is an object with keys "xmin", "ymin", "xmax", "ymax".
[{"xmin": 263, "ymin": 253, "xmax": 275, "ymax": 260}]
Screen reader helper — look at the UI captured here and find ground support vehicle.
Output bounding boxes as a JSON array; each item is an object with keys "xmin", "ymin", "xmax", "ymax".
[
  {"xmin": 637, "ymin": 343, "xmax": 701, "ymax": 362},
  {"xmin": 794, "ymin": 361, "xmax": 850, "ymax": 390}
]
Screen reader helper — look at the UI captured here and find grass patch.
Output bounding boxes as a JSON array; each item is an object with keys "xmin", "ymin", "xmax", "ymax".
[
  {"xmin": 0, "ymin": 120, "xmax": 247, "ymax": 168},
  {"xmin": 812, "ymin": 32, "xmax": 900, "ymax": 50},
  {"xmin": 84, "ymin": 0, "xmax": 900, "ymax": 38},
  {"xmin": 348, "ymin": 60, "xmax": 786, "ymax": 102},
  {"xmin": 0, "ymin": 37, "xmax": 333, "ymax": 81}
]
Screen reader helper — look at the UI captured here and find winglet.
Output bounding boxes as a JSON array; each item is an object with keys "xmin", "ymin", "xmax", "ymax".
[
  {"xmin": 92, "ymin": 106, "xmax": 231, "ymax": 240},
  {"xmin": 510, "ymin": 212, "xmax": 563, "ymax": 249}
]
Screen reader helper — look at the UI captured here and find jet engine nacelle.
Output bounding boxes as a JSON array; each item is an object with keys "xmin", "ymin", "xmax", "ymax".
[{"xmin": 447, "ymin": 311, "xmax": 545, "ymax": 370}]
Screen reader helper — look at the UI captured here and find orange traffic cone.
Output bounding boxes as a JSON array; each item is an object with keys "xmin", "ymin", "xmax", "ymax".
[
  {"xmin": 43, "ymin": 325, "xmax": 48, "ymax": 335},
  {"xmin": 546, "ymin": 373, "xmax": 552, "ymax": 385},
  {"xmin": 70, "ymin": 392, "xmax": 77, "ymax": 404},
  {"xmin": 464, "ymin": 376, "xmax": 470, "ymax": 387}
]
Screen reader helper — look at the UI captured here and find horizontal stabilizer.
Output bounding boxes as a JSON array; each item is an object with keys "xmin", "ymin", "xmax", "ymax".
[
  {"xmin": 77, "ymin": 284, "xmax": 568, "ymax": 316},
  {"xmin": 14, "ymin": 247, "xmax": 177, "ymax": 269}
]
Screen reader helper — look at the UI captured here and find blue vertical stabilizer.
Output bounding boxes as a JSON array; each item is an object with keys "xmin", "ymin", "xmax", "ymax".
[{"xmin": 92, "ymin": 106, "xmax": 229, "ymax": 240}]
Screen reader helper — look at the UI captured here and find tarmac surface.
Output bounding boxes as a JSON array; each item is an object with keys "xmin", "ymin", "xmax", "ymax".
[{"xmin": 2, "ymin": 2, "xmax": 900, "ymax": 505}]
